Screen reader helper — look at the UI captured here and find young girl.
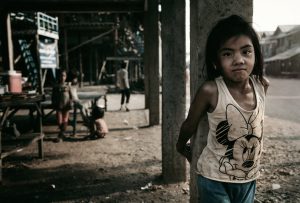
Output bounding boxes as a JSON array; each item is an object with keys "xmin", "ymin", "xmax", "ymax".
[
  {"xmin": 176, "ymin": 15, "xmax": 269, "ymax": 203},
  {"xmin": 52, "ymin": 70, "xmax": 73, "ymax": 142}
]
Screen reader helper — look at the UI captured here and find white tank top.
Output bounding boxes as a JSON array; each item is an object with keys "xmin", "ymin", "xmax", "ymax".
[{"xmin": 196, "ymin": 76, "xmax": 266, "ymax": 183}]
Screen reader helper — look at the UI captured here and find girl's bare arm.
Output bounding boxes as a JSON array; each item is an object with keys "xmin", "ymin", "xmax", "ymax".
[{"xmin": 176, "ymin": 81, "xmax": 217, "ymax": 162}]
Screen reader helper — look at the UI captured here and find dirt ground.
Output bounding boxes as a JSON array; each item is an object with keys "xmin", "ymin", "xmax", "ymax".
[{"xmin": 0, "ymin": 93, "xmax": 299, "ymax": 203}]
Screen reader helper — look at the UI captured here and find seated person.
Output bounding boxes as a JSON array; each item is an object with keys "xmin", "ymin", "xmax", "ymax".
[
  {"xmin": 69, "ymin": 69, "xmax": 108, "ymax": 138},
  {"xmin": 90, "ymin": 105, "xmax": 108, "ymax": 139}
]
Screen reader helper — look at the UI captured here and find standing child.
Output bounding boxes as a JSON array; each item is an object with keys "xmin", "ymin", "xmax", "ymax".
[
  {"xmin": 176, "ymin": 15, "xmax": 269, "ymax": 203},
  {"xmin": 52, "ymin": 70, "xmax": 73, "ymax": 142},
  {"xmin": 116, "ymin": 61, "xmax": 130, "ymax": 111}
]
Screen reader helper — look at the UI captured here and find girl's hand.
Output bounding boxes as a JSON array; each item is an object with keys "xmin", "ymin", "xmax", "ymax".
[{"xmin": 176, "ymin": 142, "xmax": 192, "ymax": 163}]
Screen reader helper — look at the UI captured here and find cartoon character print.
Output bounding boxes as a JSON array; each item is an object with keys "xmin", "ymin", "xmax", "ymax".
[{"xmin": 216, "ymin": 104, "xmax": 263, "ymax": 180}]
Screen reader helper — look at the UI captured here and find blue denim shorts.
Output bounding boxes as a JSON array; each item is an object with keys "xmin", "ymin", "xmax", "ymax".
[{"xmin": 197, "ymin": 175, "xmax": 256, "ymax": 203}]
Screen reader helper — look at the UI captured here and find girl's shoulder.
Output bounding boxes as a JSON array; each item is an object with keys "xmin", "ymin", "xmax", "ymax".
[
  {"xmin": 199, "ymin": 80, "xmax": 218, "ymax": 97},
  {"xmin": 261, "ymin": 76, "xmax": 270, "ymax": 87},
  {"xmin": 62, "ymin": 82, "xmax": 72, "ymax": 90},
  {"xmin": 261, "ymin": 76, "xmax": 270, "ymax": 94},
  {"xmin": 194, "ymin": 80, "xmax": 218, "ymax": 112},
  {"xmin": 252, "ymin": 76, "xmax": 269, "ymax": 94}
]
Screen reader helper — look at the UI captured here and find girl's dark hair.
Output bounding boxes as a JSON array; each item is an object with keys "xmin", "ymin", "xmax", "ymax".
[{"xmin": 205, "ymin": 15, "xmax": 264, "ymax": 83}]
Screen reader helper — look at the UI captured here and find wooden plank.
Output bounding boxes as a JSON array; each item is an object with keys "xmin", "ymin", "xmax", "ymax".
[
  {"xmin": 1, "ymin": 133, "xmax": 44, "ymax": 159},
  {"xmin": 68, "ymin": 28, "xmax": 116, "ymax": 53},
  {"xmin": 0, "ymin": 95, "xmax": 44, "ymax": 108},
  {"xmin": 0, "ymin": 1, "xmax": 145, "ymax": 12},
  {"xmin": 2, "ymin": 132, "xmax": 44, "ymax": 142},
  {"xmin": 106, "ymin": 56, "xmax": 142, "ymax": 61}
]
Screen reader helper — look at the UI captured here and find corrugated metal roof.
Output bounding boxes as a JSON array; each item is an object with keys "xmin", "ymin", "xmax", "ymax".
[
  {"xmin": 276, "ymin": 25, "xmax": 299, "ymax": 33},
  {"xmin": 258, "ymin": 31, "xmax": 274, "ymax": 38},
  {"xmin": 265, "ymin": 46, "xmax": 300, "ymax": 62},
  {"xmin": 263, "ymin": 25, "xmax": 300, "ymax": 40}
]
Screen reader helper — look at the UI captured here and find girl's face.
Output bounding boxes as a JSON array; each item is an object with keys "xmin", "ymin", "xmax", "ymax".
[
  {"xmin": 60, "ymin": 71, "xmax": 67, "ymax": 83},
  {"xmin": 217, "ymin": 35, "xmax": 255, "ymax": 83}
]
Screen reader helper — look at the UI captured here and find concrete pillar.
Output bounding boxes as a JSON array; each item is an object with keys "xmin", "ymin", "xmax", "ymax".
[
  {"xmin": 144, "ymin": 0, "xmax": 160, "ymax": 125},
  {"xmin": 189, "ymin": 0, "xmax": 253, "ymax": 202},
  {"xmin": 161, "ymin": 0, "xmax": 186, "ymax": 182}
]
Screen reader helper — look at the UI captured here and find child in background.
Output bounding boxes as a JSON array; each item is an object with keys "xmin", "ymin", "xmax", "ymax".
[
  {"xmin": 176, "ymin": 15, "xmax": 269, "ymax": 203},
  {"xmin": 68, "ymin": 70, "xmax": 105, "ymax": 137},
  {"xmin": 90, "ymin": 106, "xmax": 108, "ymax": 139},
  {"xmin": 52, "ymin": 69, "xmax": 73, "ymax": 142},
  {"xmin": 116, "ymin": 61, "xmax": 130, "ymax": 111}
]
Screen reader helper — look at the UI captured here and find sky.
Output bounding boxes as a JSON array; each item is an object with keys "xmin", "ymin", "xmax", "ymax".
[
  {"xmin": 253, "ymin": 0, "xmax": 300, "ymax": 31},
  {"xmin": 185, "ymin": 0, "xmax": 300, "ymax": 54}
]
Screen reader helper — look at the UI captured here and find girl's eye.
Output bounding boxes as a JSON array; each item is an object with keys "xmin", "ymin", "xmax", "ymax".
[
  {"xmin": 222, "ymin": 52, "xmax": 232, "ymax": 57},
  {"xmin": 243, "ymin": 49, "xmax": 253, "ymax": 56}
]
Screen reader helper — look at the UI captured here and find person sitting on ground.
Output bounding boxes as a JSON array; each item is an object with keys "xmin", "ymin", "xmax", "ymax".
[
  {"xmin": 89, "ymin": 105, "xmax": 108, "ymax": 139},
  {"xmin": 69, "ymin": 70, "xmax": 100, "ymax": 135}
]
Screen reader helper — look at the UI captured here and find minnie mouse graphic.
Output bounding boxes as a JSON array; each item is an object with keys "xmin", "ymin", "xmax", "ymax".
[{"xmin": 216, "ymin": 104, "xmax": 263, "ymax": 180}]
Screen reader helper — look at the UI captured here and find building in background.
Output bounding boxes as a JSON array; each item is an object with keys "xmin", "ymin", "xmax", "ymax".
[{"xmin": 260, "ymin": 25, "xmax": 300, "ymax": 78}]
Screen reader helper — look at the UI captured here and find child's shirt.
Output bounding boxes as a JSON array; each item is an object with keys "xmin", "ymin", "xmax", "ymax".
[
  {"xmin": 196, "ymin": 76, "xmax": 266, "ymax": 183},
  {"xmin": 52, "ymin": 83, "xmax": 73, "ymax": 111},
  {"xmin": 94, "ymin": 118, "xmax": 109, "ymax": 135},
  {"xmin": 117, "ymin": 68, "xmax": 130, "ymax": 89}
]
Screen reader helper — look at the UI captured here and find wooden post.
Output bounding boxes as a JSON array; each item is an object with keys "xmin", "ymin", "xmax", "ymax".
[
  {"xmin": 36, "ymin": 35, "xmax": 44, "ymax": 94},
  {"xmin": 95, "ymin": 48, "xmax": 99, "ymax": 83},
  {"xmin": 161, "ymin": 0, "xmax": 186, "ymax": 182},
  {"xmin": 143, "ymin": 18, "xmax": 149, "ymax": 109},
  {"xmin": 189, "ymin": 0, "xmax": 253, "ymax": 202},
  {"xmin": 36, "ymin": 103, "xmax": 44, "ymax": 158},
  {"xmin": 144, "ymin": 0, "xmax": 160, "ymax": 125},
  {"xmin": 0, "ymin": 12, "xmax": 9, "ymax": 72},
  {"xmin": 0, "ymin": 108, "xmax": 10, "ymax": 183},
  {"xmin": 63, "ymin": 28, "xmax": 69, "ymax": 71},
  {"xmin": 0, "ymin": 14, "xmax": 9, "ymax": 178},
  {"xmin": 89, "ymin": 47, "xmax": 93, "ymax": 85},
  {"xmin": 0, "ymin": 13, "xmax": 14, "ymax": 71},
  {"xmin": 114, "ymin": 14, "xmax": 119, "ymax": 56},
  {"xmin": 79, "ymin": 50, "xmax": 83, "ymax": 87},
  {"xmin": 6, "ymin": 13, "xmax": 14, "ymax": 71}
]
